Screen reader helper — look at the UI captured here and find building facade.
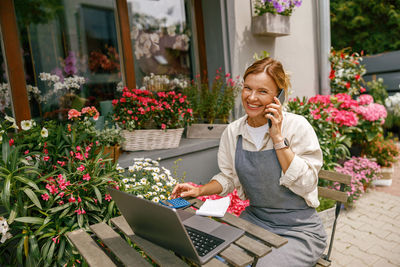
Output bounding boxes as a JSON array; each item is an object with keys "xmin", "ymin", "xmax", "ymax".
[{"xmin": 0, "ymin": 0, "xmax": 330, "ymax": 124}]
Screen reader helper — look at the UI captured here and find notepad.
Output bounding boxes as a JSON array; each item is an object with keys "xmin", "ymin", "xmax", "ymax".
[{"xmin": 195, "ymin": 197, "xmax": 230, "ymax": 218}]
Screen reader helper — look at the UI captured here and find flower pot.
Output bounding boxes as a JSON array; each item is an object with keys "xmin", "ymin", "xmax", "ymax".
[
  {"xmin": 251, "ymin": 13, "xmax": 290, "ymax": 37},
  {"xmin": 95, "ymin": 145, "xmax": 121, "ymax": 162},
  {"xmin": 186, "ymin": 123, "xmax": 228, "ymax": 139},
  {"xmin": 380, "ymin": 166, "xmax": 394, "ymax": 180},
  {"xmin": 372, "ymin": 166, "xmax": 394, "ymax": 187},
  {"xmin": 121, "ymin": 128, "xmax": 184, "ymax": 151}
]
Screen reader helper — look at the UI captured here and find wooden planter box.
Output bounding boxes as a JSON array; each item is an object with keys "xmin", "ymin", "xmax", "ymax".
[
  {"xmin": 95, "ymin": 145, "xmax": 121, "ymax": 163},
  {"xmin": 251, "ymin": 13, "xmax": 290, "ymax": 37},
  {"xmin": 121, "ymin": 128, "xmax": 184, "ymax": 151},
  {"xmin": 186, "ymin": 124, "xmax": 228, "ymax": 139}
]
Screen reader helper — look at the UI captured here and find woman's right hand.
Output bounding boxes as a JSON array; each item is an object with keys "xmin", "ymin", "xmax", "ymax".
[{"xmin": 171, "ymin": 183, "xmax": 201, "ymax": 198}]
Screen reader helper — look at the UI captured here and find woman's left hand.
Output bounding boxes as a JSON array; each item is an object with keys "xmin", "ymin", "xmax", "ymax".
[{"xmin": 265, "ymin": 96, "xmax": 283, "ymax": 142}]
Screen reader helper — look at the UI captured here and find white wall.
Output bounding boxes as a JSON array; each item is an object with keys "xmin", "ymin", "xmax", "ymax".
[{"xmin": 226, "ymin": 0, "xmax": 320, "ymax": 117}]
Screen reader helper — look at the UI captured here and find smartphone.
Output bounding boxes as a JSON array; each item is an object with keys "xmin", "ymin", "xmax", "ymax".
[{"xmin": 268, "ymin": 89, "xmax": 285, "ymax": 128}]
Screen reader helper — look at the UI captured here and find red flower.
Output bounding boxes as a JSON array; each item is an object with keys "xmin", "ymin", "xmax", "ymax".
[
  {"xmin": 83, "ymin": 173, "xmax": 91, "ymax": 181},
  {"xmin": 41, "ymin": 193, "xmax": 50, "ymax": 201},
  {"xmin": 329, "ymin": 69, "xmax": 335, "ymax": 80},
  {"xmin": 9, "ymin": 139, "xmax": 14, "ymax": 146},
  {"xmin": 105, "ymin": 194, "xmax": 112, "ymax": 202},
  {"xmin": 360, "ymin": 87, "xmax": 366, "ymax": 93},
  {"xmin": 345, "ymin": 82, "xmax": 351, "ymax": 89}
]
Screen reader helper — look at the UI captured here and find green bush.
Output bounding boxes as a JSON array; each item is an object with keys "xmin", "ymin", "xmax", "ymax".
[{"xmin": 331, "ymin": 0, "xmax": 400, "ymax": 54}]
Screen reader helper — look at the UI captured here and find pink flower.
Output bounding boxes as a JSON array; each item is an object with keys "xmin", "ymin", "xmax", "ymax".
[
  {"xmin": 105, "ymin": 194, "xmax": 112, "ymax": 202},
  {"xmin": 161, "ymin": 123, "xmax": 166, "ymax": 130},
  {"xmin": 77, "ymin": 165, "xmax": 85, "ymax": 172},
  {"xmin": 41, "ymin": 193, "xmax": 50, "ymax": 201},
  {"xmin": 24, "ymin": 150, "xmax": 29, "ymax": 155},
  {"xmin": 358, "ymin": 94, "xmax": 374, "ymax": 106},
  {"xmin": 68, "ymin": 109, "xmax": 81, "ymax": 120},
  {"xmin": 83, "ymin": 173, "xmax": 91, "ymax": 181},
  {"xmin": 69, "ymin": 196, "xmax": 76, "ymax": 203},
  {"xmin": 75, "ymin": 152, "xmax": 84, "ymax": 161},
  {"xmin": 43, "ymin": 156, "xmax": 50, "ymax": 162}
]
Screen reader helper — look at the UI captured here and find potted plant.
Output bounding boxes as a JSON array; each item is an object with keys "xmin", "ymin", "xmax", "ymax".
[
  {"xmin": 335, "ymin": 157, "xmax": 382, "ymax": 207},
  {"xmin": 112, "ymin": 87, "xmax": 194, "ymax": 151},
  {"xmin": 94, "ymin": 126, "xmax": 123, "ymax": 163},
  {"xmin": 363, "ymin": 134, "xmax": 399, "ymax": 185},
  {"xmin": 251, "ymin": 0, "xmax": 303, "ymax": 36},
  {"xmin": 183, "ymin": 70, "xmax": 241, "ymax": 138},
  {"xmin": 118, "ymin": 158, "xmax": 179, "ymax": 202}
]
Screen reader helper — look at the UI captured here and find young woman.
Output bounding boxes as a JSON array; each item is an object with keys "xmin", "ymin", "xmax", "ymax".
[{"xmin": 172, "ymin": 57, "xmax": 327, "ymax": 266}]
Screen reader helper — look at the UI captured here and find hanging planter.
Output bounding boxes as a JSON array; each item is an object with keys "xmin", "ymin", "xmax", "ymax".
[{"xmin": 252, "ymin": 13, "xmax": 290, "ymax": 37}]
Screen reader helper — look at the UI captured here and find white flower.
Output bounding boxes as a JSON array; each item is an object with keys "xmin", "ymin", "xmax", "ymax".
[
  {"xmin": 0, "ymin": 217, "xmax": 12, "ymax": 243},
  {"xmin": 122, "ymin": 178, "xmax": 129, "ymax": 183},
  {"xmin": 41, "ymin": 127, "xmax": 48, "ymax": 138},
  {"xmin": 152, "ymin": 185, "xmax": 160, "ymax": 192},
  {"xmin": 129, "ymin": 178, "xmax": 135, "ymax": 182},
  {"xmin": 140, "ymin": 178, "xmax": 147, "ymax": 185},
  {"xmin": 5, "ymin": 115, "xmax": 15, "ymax": 123},
  {"xmin": 128, "ymin": 166, "xmax": 135, "ymax": 172},
  {"xmin": 160, "ymin": 195, "xmax": 166, "ymax": 200},
  {"xmin": 152, "ymin": 197, "xmax": 160, "ymax": 203},
  {"xmin": 21, "ymin": 120, "xmax": 33, "ymax": 131},
  {"xmin": 137, "ymin": 194, "xmax": 144, "ymax": 199}
]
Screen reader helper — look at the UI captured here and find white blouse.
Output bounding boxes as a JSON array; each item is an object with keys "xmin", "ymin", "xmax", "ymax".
[{"xmin": 211, "ymin": 112, "xmax": 323, "ymax": 208}]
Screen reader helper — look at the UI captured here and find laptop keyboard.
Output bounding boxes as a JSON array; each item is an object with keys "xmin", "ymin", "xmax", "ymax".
[{"xmin": 185, "ymin": 226, "xmax": 225, "ymax": 257}]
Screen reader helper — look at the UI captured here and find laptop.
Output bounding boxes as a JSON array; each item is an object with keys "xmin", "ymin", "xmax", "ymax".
[{"xmin": 108, "ymin": 188, "xmax": 245, "ymax": 265}]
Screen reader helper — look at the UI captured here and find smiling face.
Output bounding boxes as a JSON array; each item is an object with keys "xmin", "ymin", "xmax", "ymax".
[{"xmin": 242, "ymin": 72, "xmax": 279, "ymax": 127}]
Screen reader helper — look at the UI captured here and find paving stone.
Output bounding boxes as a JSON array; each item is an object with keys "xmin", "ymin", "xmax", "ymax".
[
  {"xmin": 372, "ymin": 258, "xmax": 399, "ymax": 267},
  {"xmin": 346, "ymin": 245, "xmax": 380, "ymax": 266}
]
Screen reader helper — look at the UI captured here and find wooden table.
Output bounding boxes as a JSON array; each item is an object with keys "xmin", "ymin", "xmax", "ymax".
[{"xmin": 67, "ymin": 198, "xmax": 288, "ymax": 267}]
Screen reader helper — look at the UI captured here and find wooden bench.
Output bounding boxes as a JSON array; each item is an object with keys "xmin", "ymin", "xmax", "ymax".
[
  {"xmin": 66, "ymin": 169, "xmax": 350, "ymax": 266},
  {"xmin": 316, "ymin": 170, "xmax": 351, "ymax": 267},
  {"xmin": 67, "ymin": 199, "xmax": 288, "ymax": 267}
]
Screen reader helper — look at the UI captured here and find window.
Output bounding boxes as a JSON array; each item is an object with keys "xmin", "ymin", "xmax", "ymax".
[
  {"xmin": 14, "ymin": 0, "xmax": 123, "ymax": 120},
  {"xmin": 127, "ymin": 0, "xmax": 194, "ymax": 89}
]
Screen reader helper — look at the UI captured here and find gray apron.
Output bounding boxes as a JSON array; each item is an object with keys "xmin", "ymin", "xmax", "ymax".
[{"xmin": 235, "ymin": 136, "xmax": 327, "ymax": 267}]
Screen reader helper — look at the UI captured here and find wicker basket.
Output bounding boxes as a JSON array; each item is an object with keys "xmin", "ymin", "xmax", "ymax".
[{"xmin": 121, "ymin": 128, "xmax": 184, "ymax": 151}]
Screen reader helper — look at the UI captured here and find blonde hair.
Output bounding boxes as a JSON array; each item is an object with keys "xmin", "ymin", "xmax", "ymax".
[{"xmin": 243, "ymin": 57, "xmax": 291, "ymax": 98}]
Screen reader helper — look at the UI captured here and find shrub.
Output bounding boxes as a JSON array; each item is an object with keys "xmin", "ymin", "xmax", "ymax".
[
  {"xmin": 329, "ymin": 48, "xmax": 366, "ymax": 96},
  {"xmin": 112, "ymin": 88, "xmax": 194, "ymax": 130},
  {"xmin": 182, "ymin": 70, "xmax": 241, "ymax": 124},
  {"xmin": 335, "ymin": 157, "xmax": 381, "ymax": 204}
]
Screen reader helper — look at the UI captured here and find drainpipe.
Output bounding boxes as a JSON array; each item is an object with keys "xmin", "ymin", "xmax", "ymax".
[{"xmin": 317, "ymin": 0, "xmax": 331, "ymax": 95}]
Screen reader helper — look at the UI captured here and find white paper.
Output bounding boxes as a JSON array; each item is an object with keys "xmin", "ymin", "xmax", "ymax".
[{"xmin": 195, "ymin": 197, "xmax": 230, "ymax": 217}]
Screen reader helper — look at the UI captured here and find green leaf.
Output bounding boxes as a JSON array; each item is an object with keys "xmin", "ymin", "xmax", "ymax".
[
  {"xmin": 29, "ymin": 235, "xmax": 40, "ymax": 260},
  {"xmin": 57, "ymin": 238, "xmax": 66, "ymax": 262},
  {"xmin": 59, "ymin": 207, "xmax": 71, "ymax": 219},
  {"xmin": 41, "ymin": 239, "xmax": 52, "ymax": 262},
  {"xmin": 108, "ymin": 201, "xmax": 115, "ymax": 216},
  {"xmin": 77, "ymin": 214, "xmax": 83, "ymax": 228},
  {"xmin": 47, "ymin": 202, "xmax": 72, "ymax": 213},
  {"xmin": 8, "ymin": 205, "xmax": 17, "ymax": 224},
  {"xmin": 24, "ymin": 188, "xmax": 42, "ymax": 209},
  {"xmin": 14, "ymin": 175, "xmax": 39, "ymax": 191},
  {"xmin": 92, "ymin": 185, "xmax": 102, "ymax": 204},
  {"xmin": 16, "ymin": 236, "xmax": 24, "ymax": 264},
  {"xmin": 14, "ymin": 217, "xmax": 44, "ymax": 225},
  {"xmin": 46, "ymin": 241, "xmax": 55, "ymax": 264},
  {"xmin": 1, "ymin": 174, "xmax": 11, "ymax": 211}
]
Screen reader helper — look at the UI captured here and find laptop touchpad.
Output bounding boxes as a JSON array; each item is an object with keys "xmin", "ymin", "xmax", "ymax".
[{"xmin": 183, "ymin": 215, "xmax": 221, "ymax": 233}]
